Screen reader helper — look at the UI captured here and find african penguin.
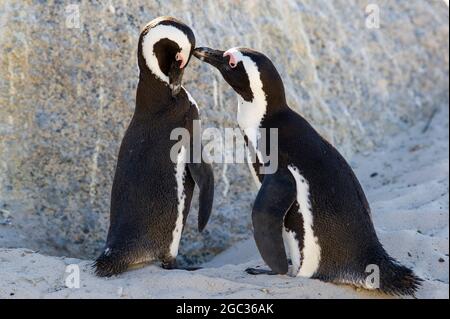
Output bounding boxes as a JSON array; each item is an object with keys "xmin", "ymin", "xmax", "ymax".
[
  {"xmin": 94, "ymin": 17, "xmax": 214, "ymax": 277},
  {"xmin": 193, "ymin": 47, "xmax": 422, "ymax": 296}
]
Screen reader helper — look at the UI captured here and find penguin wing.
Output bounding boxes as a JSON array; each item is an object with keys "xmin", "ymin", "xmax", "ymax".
[
  {"xmin": 187, "ymin": 162, "xmax": 214, "ymax": 232},
  {"xmin": 252, "ymin": 170, "xmax": 297, "ymax": 274}
]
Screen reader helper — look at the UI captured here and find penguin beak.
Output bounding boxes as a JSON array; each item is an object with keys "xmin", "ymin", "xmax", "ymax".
[
  {"xmin": 168, "ymin": 59, "xmax": 185, "ymax": 97},
  {"xmin": 193, "ymin": 47, "xmax": 226, "ymax": 68}
]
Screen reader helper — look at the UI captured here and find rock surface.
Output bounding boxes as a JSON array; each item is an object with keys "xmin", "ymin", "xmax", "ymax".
[{"xmin": 0, "ymin": 1, "xmax": 448, "ymax": 261}]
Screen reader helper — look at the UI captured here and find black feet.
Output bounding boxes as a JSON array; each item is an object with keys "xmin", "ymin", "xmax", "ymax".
[
  {"xmin": 161, "ymin": 259, "xmax": 177, "ymax": 270},
  {"xmin": 245, "ymin": 267, "xmax": 278, "ymax": 276},
  {"xmin": 245, "ymin": 261, "xmax": 292, "ymax": 275},
  {"xmin": 162, "ymin": 259, "xmax": 201, "ymax": 271},
  {"xmin": 181, "ymin": 266, "xmax": 202, "ymax": 271}
]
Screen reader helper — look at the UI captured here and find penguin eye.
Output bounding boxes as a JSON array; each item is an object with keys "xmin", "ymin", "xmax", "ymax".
[
  {"xmin": 175, "ymin": 52, "xmax": 187, "ymax": 69},
  {"xmin": 224, "ymin": 52, "xmax": 238, "ymax": 69}
]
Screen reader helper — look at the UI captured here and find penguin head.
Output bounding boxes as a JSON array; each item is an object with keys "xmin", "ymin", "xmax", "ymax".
[
  {"xmin": 194, "ymin": 47, "xmax": 286, "ymax": 107},
  {"xmin": 138, "ymin": 17, "xmax": 195, "ymax": 96}
]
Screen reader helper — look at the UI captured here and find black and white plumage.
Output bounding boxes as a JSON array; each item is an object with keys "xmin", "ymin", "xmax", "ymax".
[
  {"xmin": 94, "ymin": 17, "xmax": 214, "ymax": 277},
  {"xmin": 194, "ymin": 47, "xmax": 421, "ymax": 296}
]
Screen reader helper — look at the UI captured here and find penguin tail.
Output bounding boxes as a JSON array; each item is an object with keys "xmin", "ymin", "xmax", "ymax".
[
  {"xmin": 93, "ymin": 248, "xmax": 130, "ymax": 277},
  {"xmin": 367, "ymin": 253, "xmax": 423, "ymax": 297}
]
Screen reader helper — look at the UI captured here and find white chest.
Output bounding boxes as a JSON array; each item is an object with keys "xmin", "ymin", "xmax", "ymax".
[{"xmin": 237, "ymin": 97, "xmax": 266, "ymax": 147}]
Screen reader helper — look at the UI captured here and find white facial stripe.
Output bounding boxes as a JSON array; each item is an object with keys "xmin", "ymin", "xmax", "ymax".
[
  {"xmin": 170, "ymin": 146, "xmax": 187, "ymax": 258},
  {"xmin": 142, "ymin": 24, "xmax": 192, "ymax": 83},
  {"xmin": 288, "ymin": 165, "xmax": 321, "ymax": 278},
  {"xmin": 229, "ymin": 48, "xmax": 267, "ymax": 146}
]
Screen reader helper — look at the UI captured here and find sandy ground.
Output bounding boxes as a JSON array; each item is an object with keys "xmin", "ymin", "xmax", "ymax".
[{"xmin": 0, "ymin": 109, "xmax": 448, "ymax": 299}]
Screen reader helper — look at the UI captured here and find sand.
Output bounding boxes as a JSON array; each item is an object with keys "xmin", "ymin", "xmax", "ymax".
[{"xmin": 0, "ymin": 108, "xmax": 448, "ymax": 299}]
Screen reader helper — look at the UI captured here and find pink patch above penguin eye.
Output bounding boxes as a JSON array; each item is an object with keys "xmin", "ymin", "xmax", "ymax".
[
  {"xmin": 224, "ymin": 51, "xmax": 238, "ymax": 68},
  {"xmin": 176, "ymin": 52, "xmax": 187, "ymax": 69}
]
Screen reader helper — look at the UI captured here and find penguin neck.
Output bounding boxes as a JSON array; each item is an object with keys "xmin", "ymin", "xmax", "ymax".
[
  {"xmin": 237, "ymin": 96, "xmax": 263, "ymax": 144},
  {"xmin": 135, "ymin": 69, "xmax": 173, "ymax": 115},
  {"xmin": 237, "ymin": 83, "xmax": 288, "ymax": 146}
]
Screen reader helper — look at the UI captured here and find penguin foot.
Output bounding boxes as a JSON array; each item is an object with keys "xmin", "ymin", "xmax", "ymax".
[
  {"xmin": 245, "ymin": 267, "xmax": 278, "ymax": 276},
  {"xmin": 181, "ymin": 266, "xmax": 203, "ymax": 271},
  {"xmin": 245, "ymin": 260, "xmax": 293, "ymax": 276},
  {"xmin": 161, "ymin": 259, "xmax": 202, "ymax": 271}
]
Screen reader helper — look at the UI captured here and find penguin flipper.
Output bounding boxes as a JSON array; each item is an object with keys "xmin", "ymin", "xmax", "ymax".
[
  {"xmin": 187, "ymin": 162, "xmax": 214, "ymax": 232},
  {"xmin": 252, "ymin": 170, "xmax": 297, "ymax": 275}
]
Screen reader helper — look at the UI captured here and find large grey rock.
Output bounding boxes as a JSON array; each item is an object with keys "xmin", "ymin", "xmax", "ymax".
[{"xmin": 0, "ymin": 0, "xmax": 448, "ymax": 262}]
